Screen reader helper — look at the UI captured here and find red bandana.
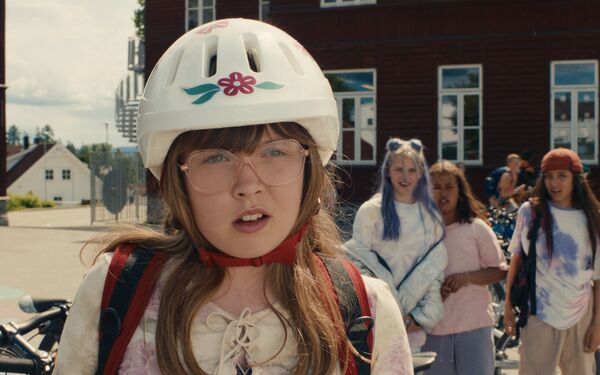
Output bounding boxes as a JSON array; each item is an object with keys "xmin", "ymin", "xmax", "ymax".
[{"xmin": 196, "ymin": 224, "xmax": 309, "ymax": 267}]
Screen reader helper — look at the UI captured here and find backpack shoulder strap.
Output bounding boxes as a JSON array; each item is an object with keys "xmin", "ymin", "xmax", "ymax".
[
  {"xmin": 97, "ymin": 245, "xmax": 168, "ymax": 375},
  {"xmin": 315, "ymin": 254, "xmax": 373, "ymax": 375}
]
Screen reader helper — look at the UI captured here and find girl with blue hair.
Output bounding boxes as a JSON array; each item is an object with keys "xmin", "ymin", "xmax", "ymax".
[{"xmin": 344, "ymin": 137, "xmax": 447, "ymax": 352}]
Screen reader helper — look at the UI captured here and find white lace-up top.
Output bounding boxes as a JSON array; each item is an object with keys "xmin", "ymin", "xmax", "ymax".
[{"xmin": 53, "ymin": 254, "xmax": 413, "ymax": 375}]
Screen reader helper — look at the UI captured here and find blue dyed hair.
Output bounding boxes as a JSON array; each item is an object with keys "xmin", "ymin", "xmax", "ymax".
[{"xmin": 379, "ymin": 138, "xmax": 442, "ymax": 240}]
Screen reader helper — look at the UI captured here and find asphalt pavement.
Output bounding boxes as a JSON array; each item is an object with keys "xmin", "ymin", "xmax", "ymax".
[{"xmin": 0, "ymin": 206, "xmax": 111, "ymax": 322}]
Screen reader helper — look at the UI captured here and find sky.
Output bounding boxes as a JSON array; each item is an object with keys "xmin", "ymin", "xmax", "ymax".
[{"xmin": 6, "ymin": 0, "xmax": 140, "ymax": 149}]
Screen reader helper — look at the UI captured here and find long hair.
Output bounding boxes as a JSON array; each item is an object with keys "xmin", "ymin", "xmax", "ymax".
[
  {"xmin": 378, "ymin": 137, "xmax": 442, "ymax": 240},
  {"xmin": 92, "ymin": 123, "xmax": 349, "ymax": 374},
  {"xmin": 530, "ymin": 171, "xmax": 600, "ymax": 261},
  {"xmin": 429, "ymin": 160, "xmax": 487, "ymax": 224}
]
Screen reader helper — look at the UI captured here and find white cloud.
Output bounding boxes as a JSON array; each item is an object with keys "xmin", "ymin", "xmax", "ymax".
[{"xmin": 6, "ymin": 0, "xmax": 140, "ymax": 148}]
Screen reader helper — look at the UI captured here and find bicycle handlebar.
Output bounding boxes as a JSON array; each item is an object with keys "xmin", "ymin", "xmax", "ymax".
[
  {"xmin": 0, "ymin": 356, "xmax": 37, "ymax": 373},
  {"xmin": 11, "ymin": 306, "xmax": 68, "ymax": 337}
]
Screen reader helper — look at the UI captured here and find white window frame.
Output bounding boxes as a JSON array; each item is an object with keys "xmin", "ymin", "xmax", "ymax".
[
  {"xmin": 185, "ymin": 0, "xmax": 216, "ymax": 31},
  {"xmin": 550, "ymin": 60, "xmax": 599, "ymax": 164},
  {"xmin": 325, "ymin": 68, "xmax": 377, "ymax": 166},
  {"xmin": 321, "ymin": 0, "xmax": 376, "ymax": 7},
  {"xmin": 62, "ymin": 169, "xmax": 71, "ymax": 180},
  {"xmin": 45, "ymin": 169, "xmax": 53, "ymax": 180},
  {"xmin": 259, "ymin": 0, "xmax": 270, "ymax": 21},
  {"xmin": 437, "ymin": 64, "xmax": 483, "ymax": 165}
]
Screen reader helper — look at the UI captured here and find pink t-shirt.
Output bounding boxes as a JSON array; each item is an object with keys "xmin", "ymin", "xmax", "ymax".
[{"xmin": 430, "ymin": 218, "xmax": 507, "ymax": 335}]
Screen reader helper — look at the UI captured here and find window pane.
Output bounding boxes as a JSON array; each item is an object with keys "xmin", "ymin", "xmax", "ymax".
[
  {"xmin": 464, "ymin": 95, "xmax": 479, "ymax": 126},
  {"xmin": 555, "ymin": 63, "xmax": 596, "ymax": 86},
  {"xmin": 260, "ymin": 4, "xmax": 270, "ymax": 22},
  {"xmin": 325, "ymin": 72, "xmax": 374, "ymax": 92},
  {"xmin": 342, "ymin": 98, "xmax": 355, "ymax": 129},
  {"xmin": 360, "ymin": 130, "xmax": 374, "ymax": 160},
  {"xmin": 442, "ymin": 67, "xmax": 480, "ymax": 89},
  {"xmin": 441, "ymin": 128, "xmax": 458, "ymax": 160},
  {"xmin": 464, "ymin": 129, "xmax": 479, "ymax": 160},
  {"xmin": 441, "ymin": 95, "xmax": 458, "ymax": 127},
  {"xmin": 578, "ymin": 91, "xmax": 596, "ymax": 124},
  {"xmin": 202, "ymin": 8, "xmax": 213, "ymax": 24},
  {"xmin": 553, "ymin": 128, "xmax": 571, "ymax": 149},
  {"xmin": 203, "ymin": 0, "xmax": 213, "ymax": 6},
  {"xmin": 188, "ymin": 10, "xmax": 199, "ymax": 29},
  {"xmin": 577, "ymin": 127, "xmax": 595, "ymax": 160},
  {"xmin": 188, "ymin": 0, "xmax": 198, "ymax": 8},
  {"xmin": 343, "ymin": 131, "xmax": 355, "ymax": 160},
  {"xmin": 360, "ymin": 97, "xmax": 375, "ymax": 128},
  {"xmin": 554, "ymin": 92, "xmax": 571, "ymax": 125}
]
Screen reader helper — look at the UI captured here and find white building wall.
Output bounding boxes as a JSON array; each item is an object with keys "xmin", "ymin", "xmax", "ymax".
[{"xmin": 9, "ymin": 144, "xmax": 93, "ymax": 203}]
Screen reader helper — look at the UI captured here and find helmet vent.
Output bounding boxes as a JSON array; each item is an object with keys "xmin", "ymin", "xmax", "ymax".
[
  {"xmin": 165, "ymin": 49, "xmax": 184, "ymax": 87},
  {"xmin": 243, "ymin": 34, "xmax": 261, "ymax": 73},
  {"xmin": 205, "ymin": 35, "xmax": 218, "ymax": 77},
  {"xmin": 278, "ymin": 42, "xmax": 304, "ymax": 76}
]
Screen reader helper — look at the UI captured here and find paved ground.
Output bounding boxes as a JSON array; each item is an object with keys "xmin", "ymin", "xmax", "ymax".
[{"xmin": 0, "ymin": 206, "xmax": 111, "ymax": 322}]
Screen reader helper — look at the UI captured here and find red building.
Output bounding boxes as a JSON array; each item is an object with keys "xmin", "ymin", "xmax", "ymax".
[{"xmin": 145, "ymin": 0, "xmax": 600, "ymax": 204}]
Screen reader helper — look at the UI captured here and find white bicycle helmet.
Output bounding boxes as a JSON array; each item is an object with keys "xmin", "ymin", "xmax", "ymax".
[{"xmin": 137, "ymin": 18, "xmax": 339, "ymax": 178}]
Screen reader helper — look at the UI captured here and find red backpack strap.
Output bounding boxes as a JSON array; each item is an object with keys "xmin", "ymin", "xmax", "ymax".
[
  {"xmin": 97, "ymin": 245, "xmax": 168, "ymax": 375},
  {"xmin": 314, "ymin": 254, "xmax": 373, "ymax": 375}
]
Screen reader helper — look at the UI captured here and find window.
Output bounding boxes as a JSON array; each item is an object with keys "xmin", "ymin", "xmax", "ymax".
[
  {"xmin": 62, "ymin": 169, "xmax": 71, "ymax": 180},
  {"xmin": 551, "ymin": 60, "xmax": 598, "ymax": 163},
  {"xmin": 53, "ymin": 196, "xmax": 62, "ymax": 202},
  {"xmin": 438, "ymin": 65, "xmax": 483, "ymax": 164},
  {"xmin": 45, "ymin": 169, "xmax": 53, "ymax": 180},
  {"xmin": 321, "ymin": 0, "xmax": 376, "ymax": 7},
  {"xmin": 186, "ymin": 0, "xmax": 215, "ymax": 30},
  {"xmin": 259, "ymin": 0, "xmax": 270, "ymax": 22},
  {"xmin": 324, "ymin": 69, "xmax": 376, "ymax": 165}
]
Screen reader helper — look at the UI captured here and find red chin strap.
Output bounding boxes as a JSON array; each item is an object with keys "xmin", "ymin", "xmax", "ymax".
[{"xmin": 196, "ymin": 224, "xmax": 309, "ymax": 267}]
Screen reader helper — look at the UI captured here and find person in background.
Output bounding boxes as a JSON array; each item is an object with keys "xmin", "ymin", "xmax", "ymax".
[
  {"xmin": 344, "ymin": 137, "xmax": 447, "ymax": 352},
  {"xmin": 423, "ymin": 161, "xmax": 507, "ymax": 375},
  {"xmin": 504, "ymin": 148, "xmax": 600, "ymax": 375},
  {"xmin": 496, "ymin": 153, "xmax": 526, "ymax": 209},
  {"xmin": 517, "ymin": 151, "xmax": 538, "ymax": 191}
]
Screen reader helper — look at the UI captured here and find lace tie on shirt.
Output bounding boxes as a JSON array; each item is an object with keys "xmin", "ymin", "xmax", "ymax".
[{"xmin": 207, "ymin": 308, "xmax": 258, "ymax": 375}]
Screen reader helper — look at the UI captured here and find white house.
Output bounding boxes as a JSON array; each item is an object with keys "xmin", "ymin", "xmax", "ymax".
[{"xmin": 7, "ymin": 142, "xmax": 95, "ymax": 204}]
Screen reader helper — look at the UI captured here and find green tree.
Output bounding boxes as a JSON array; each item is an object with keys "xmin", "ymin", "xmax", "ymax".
[
  {"xmin": 34, "ymin": 124, "xmax": 55, "ymax": 143},
  {"xmin": 7, "ymin": 124, "xmax": 21, "ymax": 145},
  {"xmin": 133, "ymin": 0, "xmax": 145, "ymax": 40},
  {"xmin": 66, "ymin": 141, "xmax": 77, "ymax": 156}
]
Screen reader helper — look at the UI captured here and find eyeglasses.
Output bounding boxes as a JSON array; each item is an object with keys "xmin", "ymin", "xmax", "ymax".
[{"xmin": 179, "ymin": 139, "xmax": 309, "ymax": 193}]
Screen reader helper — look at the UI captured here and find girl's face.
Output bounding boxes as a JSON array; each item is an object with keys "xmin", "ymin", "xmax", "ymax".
[
  {"xmin": 544, "ymin": 169, "xmax": 574, "ymax": 208},
  {"xmin": 431, "ymin": 172, "xmax": 459, "ymax": 218},
  {"xmin": 388, "ymin": 154, "xmax": 422, "ymax": 203},
  {"xmin": 185, "ymin": 132, "xmax": 304, "ymax": 259}
]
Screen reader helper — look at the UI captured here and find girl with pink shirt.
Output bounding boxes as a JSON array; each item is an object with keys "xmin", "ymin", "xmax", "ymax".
[{"xmin": 423, "ymin": 161, "xmax": 507, "ymax": 375}]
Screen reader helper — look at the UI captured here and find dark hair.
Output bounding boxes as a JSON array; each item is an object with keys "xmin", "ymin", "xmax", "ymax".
[
  {"xmin": 531, "ymin": 172, "xmax": 600, "ymax": 261},
  {"xmin": 429, "ymin": 160, "xmax": 487, "ymax": 224}
]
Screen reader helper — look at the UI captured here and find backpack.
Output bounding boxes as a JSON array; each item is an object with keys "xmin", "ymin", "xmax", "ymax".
[
  {"xmin": 97, "ymin": 245, "xmax": 374, "ymax": 375},
  {"xmin": 484, "ymin": 166, "xmax": 509, "ymax": 198}
]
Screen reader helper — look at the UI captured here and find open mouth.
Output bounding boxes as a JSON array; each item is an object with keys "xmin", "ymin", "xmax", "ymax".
[{"xmin": 236, "ymin": 213, "xmax": 269, "ymax": 224}]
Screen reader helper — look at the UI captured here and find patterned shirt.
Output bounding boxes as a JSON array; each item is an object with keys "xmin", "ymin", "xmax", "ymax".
[
  {"xmin": 508, "ymin": 202, "xmax": 600, "ymax": 329},
  {"xmin": 53, "ymin": 254, "xmax": 414, "ymax": 375}
]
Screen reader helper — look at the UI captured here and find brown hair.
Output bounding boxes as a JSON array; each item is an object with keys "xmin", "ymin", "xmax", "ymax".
[
  {"xmin": 93, "ymin": 123, "xmax": 350, "ymax": 374},
  {"xmin": 530, "ymin": 171, "xmax": 600, "ymax": 261},
  {"xmin": 429, "ymin": 160, "xmax": 487, "ymax": 224}
]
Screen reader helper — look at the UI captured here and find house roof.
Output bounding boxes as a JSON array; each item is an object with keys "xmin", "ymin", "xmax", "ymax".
[
  {"xmin": 7, "ymin": 144, "xmax": 22, "ymax": 157},
  {"xmin": 7, "ymin": 143, "xmax": 56, "ymax": 186}
]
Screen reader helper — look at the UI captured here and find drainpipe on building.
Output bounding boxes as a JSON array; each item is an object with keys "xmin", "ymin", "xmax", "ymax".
[{"xmin": 0, "ymin": 0, "xmax": 9, "ymax": 226}]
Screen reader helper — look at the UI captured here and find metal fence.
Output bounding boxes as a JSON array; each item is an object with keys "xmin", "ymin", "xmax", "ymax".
[{"xmin": 89, "ymin": 152, "xmax": 147, "ymax": 225}]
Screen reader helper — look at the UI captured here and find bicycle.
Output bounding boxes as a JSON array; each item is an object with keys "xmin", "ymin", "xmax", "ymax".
[{"xmin": 0, "ymin": 296, "xmax": 71, "ymax": 374}]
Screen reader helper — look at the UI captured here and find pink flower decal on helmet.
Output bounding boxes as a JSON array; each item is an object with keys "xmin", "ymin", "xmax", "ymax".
[
  {"xmin": 195, "ymin": 20, "xmax": 229, "ymax": 35},
  {"xmin": 217, "ymin": 72, "xmax": 256, "ymax": 96},
  {"xmin": 184, "ymin": 73, "xmax": 285, "ymax": 105}
]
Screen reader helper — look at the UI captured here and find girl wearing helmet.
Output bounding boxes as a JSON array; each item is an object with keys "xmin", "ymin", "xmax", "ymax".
[{"xmin": 53, "ymin": 19, "xmax": 411, "ymax": 374}]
